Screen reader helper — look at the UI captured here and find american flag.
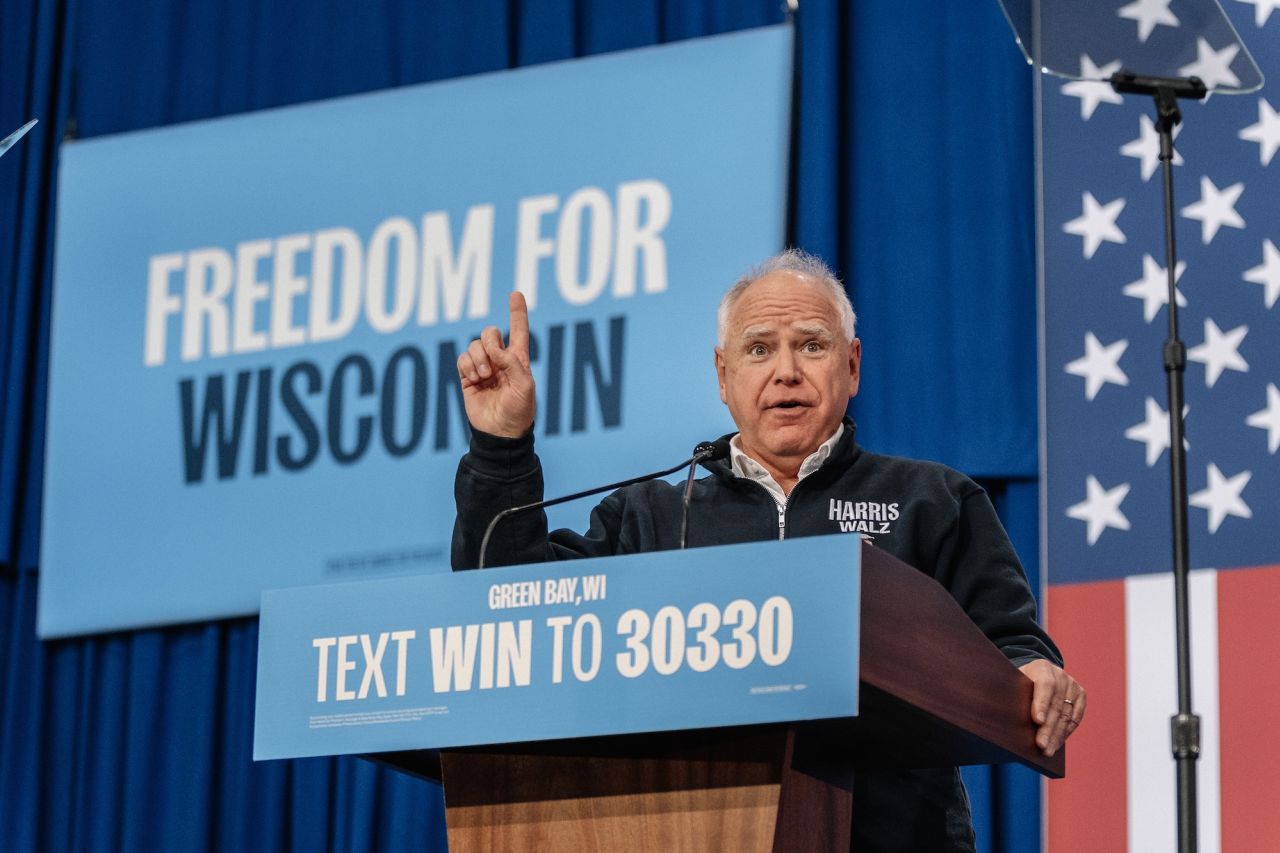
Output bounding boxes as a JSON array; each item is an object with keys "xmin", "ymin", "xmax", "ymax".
[{"xmin": 1038, "ymin": 1, "xmax": 1280, "ymax": 850}]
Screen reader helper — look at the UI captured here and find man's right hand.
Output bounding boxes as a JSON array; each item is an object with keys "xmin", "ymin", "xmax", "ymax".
[{"xmin": 456, "ymin": 291, "xmax": 536, "ymax": 438}]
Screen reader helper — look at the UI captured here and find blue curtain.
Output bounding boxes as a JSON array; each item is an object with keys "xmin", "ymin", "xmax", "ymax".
[{"xmin": 1, "ymin": 0, "xmax": 1043, "ymax": 850}]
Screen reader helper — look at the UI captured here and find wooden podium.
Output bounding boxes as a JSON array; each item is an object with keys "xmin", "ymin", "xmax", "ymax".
[{"xmin": 370, "ymin": 543, "xmax": 1062, "ymax": 852}]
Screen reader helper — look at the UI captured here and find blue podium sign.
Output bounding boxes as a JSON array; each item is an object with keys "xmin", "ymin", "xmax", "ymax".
[{"xmin": 253, "ymin": 536, "xmax": 860, "ymax": 760}]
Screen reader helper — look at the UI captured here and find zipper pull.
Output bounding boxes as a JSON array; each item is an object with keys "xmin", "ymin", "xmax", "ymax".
[{"xmin": 777, "ymin": 504, "xmax": 786, "ymax": 540}]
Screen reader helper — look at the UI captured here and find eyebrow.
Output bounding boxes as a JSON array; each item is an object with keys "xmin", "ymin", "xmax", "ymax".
[
  {"xmin": 792, "ymin": 323, "xmax": 834, "ymax": 339},
  {"xmin": 736, "ymin": 322, "xmax": 835, "ymax": 341}
]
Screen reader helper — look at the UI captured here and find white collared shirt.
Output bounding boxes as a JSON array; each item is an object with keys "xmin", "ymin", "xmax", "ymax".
[{"xmin": 728, "ymin": 424, "xmax": 844, "ymax": 508}]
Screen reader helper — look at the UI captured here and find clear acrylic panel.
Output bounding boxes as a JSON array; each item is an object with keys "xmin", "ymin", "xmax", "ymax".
[
  {"xmin": 997, "ymin": 0, "xmax": 1262, "ymax": 93},
  {"xmin": 0, "ymin": 119, "xmax": 38, "ymax": 159}
]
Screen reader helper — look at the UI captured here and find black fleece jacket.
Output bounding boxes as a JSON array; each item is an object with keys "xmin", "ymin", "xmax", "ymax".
[{"xmin": 451, "ymin": 418, "xmax": 1061, "ymax": 852}]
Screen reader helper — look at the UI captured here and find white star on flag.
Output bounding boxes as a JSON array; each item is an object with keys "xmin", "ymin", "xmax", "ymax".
[
  {"xmin": 1178, "ymin": 38, "xmax": 1242, "ymax": 92},
  {"xmin": 1187, "ymin": 318, "xmax": 1249, "ymax": 388},
  {"xmin": 1117, "ymin": 0, "xmax": 1179, "ymax": 42},
  {"xmin": 1061, "ymin": 56, "xmax": 1124, "ymax": 120},
  {"xmin": 1121, "ymin": 114, "xmax": 1183, "ymax": 181},
  {"xmin": 1064, "ymin": 192, "xmax": 1126, "ymax": 258},
  {"xmin": 1243, "ymin": 239, "xmax": 1280, "ymax": 309},
  {"xmin": 1237, "ymin": 0, "xmax": 1280, "ymax": 27},
  {"xmin": 1246, "ymin": 384, "xmax": 1280, "ymax": 454},
  {"xmin": 1238, "ymin": 98, "xmax": 1280, "ymax": 166},
  {"xmin": 1124, "ymin": 397, "xmax": 1188, "ymax": 466},
  {"xmin": 1189, "ymin": 462, "xmax": 1252, "ymax": 533},
  {"xmin": 1066, "ymin": 475, "xmax": 1132, "ymax": 545},
  {"xmin": 1066, "ymin": 332, "xmax": 1129, "ymax": 400},
  {"xmin": 1181, "ymin": 176, "xmax": 1245, "ymax": 244},
  {"xmin": 1123, "ymin": 254, "xmax": 1187, "ymax": 322}
]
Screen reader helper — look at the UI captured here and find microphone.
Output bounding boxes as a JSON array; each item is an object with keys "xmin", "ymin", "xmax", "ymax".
[
  {"xmin": 679, "ymin": 437, "xmax": 731, "ymax": 549},
  {"xmin": 477, "ymin": 438, "xmax": 730, "ymax": 569}
]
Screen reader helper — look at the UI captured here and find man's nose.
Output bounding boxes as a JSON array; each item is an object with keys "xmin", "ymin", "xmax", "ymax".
[{"xmin": 774, "ymin": 347, "xmax": 801, "ymax": 384}]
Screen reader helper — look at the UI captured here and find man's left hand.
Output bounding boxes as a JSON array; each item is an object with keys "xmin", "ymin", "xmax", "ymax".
[{"xmin": 1019, "ymin": 659, "xmax": 1086, "ymax": 757}]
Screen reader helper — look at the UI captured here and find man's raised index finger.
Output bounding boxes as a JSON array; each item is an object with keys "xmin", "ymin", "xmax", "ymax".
[{"xmin": 507, "ymin": 291, "xmax": 530, "ymax": 357}]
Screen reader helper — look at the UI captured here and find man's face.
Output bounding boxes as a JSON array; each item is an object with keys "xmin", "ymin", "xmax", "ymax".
[{"xmin": 714, "ymin": 272, "xmax": 861, "ymax": 468}]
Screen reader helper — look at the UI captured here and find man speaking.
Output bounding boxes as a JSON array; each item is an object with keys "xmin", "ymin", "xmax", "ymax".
[{"xmin": 451, "ymin": 249, "xmax": 1084, "ymax": 851}]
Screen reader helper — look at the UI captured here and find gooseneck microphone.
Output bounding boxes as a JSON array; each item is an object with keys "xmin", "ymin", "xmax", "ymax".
[
  {"xmin": 679, "ymin": 437, "xmax": 731, "ymax": 550},
  {"xmin": 477, "ymin": 438, "xmax": 729, "ymax": 569}
]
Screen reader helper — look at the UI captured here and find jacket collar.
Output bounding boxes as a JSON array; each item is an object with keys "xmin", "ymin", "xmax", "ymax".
[{"xmin": 704, "ymin": 416, "xmax": 859, "ymax": 479}]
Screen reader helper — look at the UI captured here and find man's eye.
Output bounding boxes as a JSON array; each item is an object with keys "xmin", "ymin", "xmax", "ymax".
[
  {"xmin": 748, "ymin": 344, "xmax": 768, "ymax": 357},
  {"xmin": 803, "ymin": 341, "xmax": 824, "ymax": 353}
]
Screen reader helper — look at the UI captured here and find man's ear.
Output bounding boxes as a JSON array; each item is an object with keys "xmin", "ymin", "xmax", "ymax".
[
  {"xmin": 848, "ymin": 338, "xmax": 862, "ymax": 399},
  {"xmin": 714, "ymin": 347, "xmax": 728, "ymax": 404}
]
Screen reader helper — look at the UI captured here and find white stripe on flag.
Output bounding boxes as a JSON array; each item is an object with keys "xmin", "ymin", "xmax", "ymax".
[{"xmin": 1125, "ymin": 570, "xmax": 1221, "ymax": 853}]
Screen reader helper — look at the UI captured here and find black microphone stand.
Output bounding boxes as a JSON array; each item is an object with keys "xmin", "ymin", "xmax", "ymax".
[
  {"xmin": 477, "ymin": 446, "xmax": 723, "ymax": 570},
  {"xmin": 1109, "ymin": 70, "xmax": 1207, "ymax": 853},
  {"xmin": 679, "ymin": 439, "xmax": 729, "ymax": 549},
  {"xmin": 477, "ymin": 457, "xmax": 691, "ymax": 569}
]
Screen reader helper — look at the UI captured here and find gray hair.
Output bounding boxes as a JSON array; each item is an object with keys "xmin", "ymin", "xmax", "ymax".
[{"xmin": 716, "ymin": 249, "xmax": 857, "ymax": 346}]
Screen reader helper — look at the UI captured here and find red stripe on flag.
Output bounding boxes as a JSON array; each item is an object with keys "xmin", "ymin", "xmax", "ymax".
[
  {"xmin": 1218, "ymin": 565, "xmax": 1280, "ymax": 852},
  {"xmin": 1046, "ymin": 580, "xmax": 1127, "ymax": 852}
]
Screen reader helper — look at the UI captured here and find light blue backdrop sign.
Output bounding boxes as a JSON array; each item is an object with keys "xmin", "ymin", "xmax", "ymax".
[
  {"xmin": 41, "ymin": 26, "xmax": 793, "ymax": 637},
  {"xmin": 254, "ymin": 536, "xmax": 860, "ymax": 760}
]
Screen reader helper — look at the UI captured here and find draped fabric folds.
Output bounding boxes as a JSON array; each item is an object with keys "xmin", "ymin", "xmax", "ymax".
[{"xmin": 1, "ymin": 0, "xmax": 1043, "ymax": 850}]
